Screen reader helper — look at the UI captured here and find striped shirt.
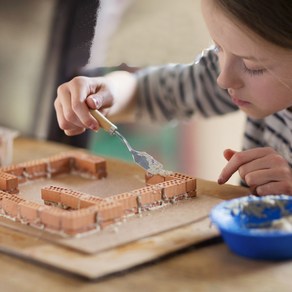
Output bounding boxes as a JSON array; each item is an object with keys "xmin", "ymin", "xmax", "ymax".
[{"xmin": 135, "ymin": 48, "xmax": 292, "ymax": 167}]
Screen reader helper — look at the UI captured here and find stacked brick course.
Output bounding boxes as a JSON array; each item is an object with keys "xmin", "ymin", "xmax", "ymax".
[{"xmin": 0, "ymin": 152, "xmax": 196, "ymax": 236}]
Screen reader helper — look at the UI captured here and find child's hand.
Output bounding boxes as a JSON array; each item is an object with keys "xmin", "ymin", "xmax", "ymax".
[
  {"xmin": 218, "ymin": 147, "xmax": 292, "ymax": 196},
  {"xmin": 54, "ymin": 76, "xmax": 114, "ymax": 136}
]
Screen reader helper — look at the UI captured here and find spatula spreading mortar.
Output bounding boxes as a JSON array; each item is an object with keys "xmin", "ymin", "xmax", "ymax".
[{"xmin": 90, "ymin": 110, "xmax": 169, "ymax": 175}]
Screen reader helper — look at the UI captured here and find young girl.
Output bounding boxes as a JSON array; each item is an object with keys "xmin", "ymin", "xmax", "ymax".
[{"xmin": 54, "ymin": 0, "xmax": 292, "ymax": 196}]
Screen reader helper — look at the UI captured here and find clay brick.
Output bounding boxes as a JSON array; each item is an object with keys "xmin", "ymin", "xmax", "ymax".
[
  {"xmin": 39, "ymin": 206, "xmax": 65, "ymax": 230},
  {"xmin": 61, "ymin": 208, "xmax": 97, "ymax": 234},
  {"xmin": 0, "ymin": 172, "xmax": 18, "ymax": 192},
  {"xmin": 109, "ymin": 192, "xmax": 138, "ymax": 214},
  {"xmin": 132, "ymin": 185, "xmax": 162, "ymax": 206},
  {"xmin": 156, "ymin": 179, "xmax": 186, "ymax": 200},
  {"xmin": 73, "ymin": 153, "xmax": 107, "ymax": 178},
  {"xmin": 99, "ymin": 219, "xmax": 116, "ymax": 229},
  {"xmin": 20, "ymin": 159, "xmax": 47, "ymax": 179},
  {"xmin": 166, "ymin": 172, "xmax": 196, "ymax": 193},
  {"xmin": 79, "ymin": 195, "xmax": 105, "ymax": 208},
  {"xmin": 2, "ymin": 194, "xmax": 26, "ymax": 218},
  {"xmin": 0, "ymin": 190, "xmax": 9, "ymax": 198},
  {"xmin": 91, "ymin": 201, "xmax": 123, "ymax": 222},
  {"xmin": 0, "ymin": 190, "xmax": 9, "ymax": 209},
  {"xmin": 41, "ymin": 185, "xmax": 66, "ymax": 204},
  {"xmin": 60, "ymin": 189, "xmax": 88, "ymax": 209},
  {"xmin": 145, "ymin": 173, "xmax": 165, "ymax": 185},
  {"xmin": 0, "ymin": 165, "xmax": 25, "ymax": 183},
  {"xmin": 46, "ymin": 155, "xmax": 72, "ymax": 176},
  {"xmin": 187, "ymin": 190, "xmax": 197, "ymax": 198},
  {"xmin": 19, "ymin": 201, "xmax": 43, "ymax": 223}
]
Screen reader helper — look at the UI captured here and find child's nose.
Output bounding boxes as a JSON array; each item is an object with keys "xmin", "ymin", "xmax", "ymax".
[{"xmin": 217, "ymin": 59, "xmax": 244, "ymax": 90}]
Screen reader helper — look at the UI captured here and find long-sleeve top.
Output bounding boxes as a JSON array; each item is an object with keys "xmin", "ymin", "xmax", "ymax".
[{"xmin": 135, "ymin": 47, "xmax": 292, "ymax": 168}]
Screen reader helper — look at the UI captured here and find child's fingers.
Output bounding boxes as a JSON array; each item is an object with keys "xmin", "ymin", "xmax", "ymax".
[
  {"xmin": 218, "ymin": 148, "xmax": 275, "ymax": 185},
  {"xmin": 218, "ymin": 150, "xmax": 250, "ymax": 184},
  {"xmin": 223, "ymin": 148, "xmax": 237, "ymax": 161}
]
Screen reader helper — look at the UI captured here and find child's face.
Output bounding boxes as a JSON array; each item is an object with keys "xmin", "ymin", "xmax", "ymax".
[{"xmin": 201, "ymin": 0, "xmax": 292, "ymax": 119}]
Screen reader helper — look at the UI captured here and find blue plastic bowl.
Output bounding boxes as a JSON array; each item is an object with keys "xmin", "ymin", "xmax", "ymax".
[{"xmin": 210, "ymin": 195, "xmax": 292, "ymax": 260}]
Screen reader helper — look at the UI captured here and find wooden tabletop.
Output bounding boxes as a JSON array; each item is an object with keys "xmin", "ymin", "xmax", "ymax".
[{"xmin": 0, "ymin": 137, "xmax": 291, "ymax": 292}]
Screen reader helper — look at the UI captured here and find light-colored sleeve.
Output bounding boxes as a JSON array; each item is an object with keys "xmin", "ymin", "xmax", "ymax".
[{"xmin": 134, "ymin": 47, "xmax": 238, "ymax": 123}]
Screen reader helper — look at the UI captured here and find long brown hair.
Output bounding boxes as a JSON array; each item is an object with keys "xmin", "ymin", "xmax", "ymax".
[{"xmin": 216, "ymin": 0, "xmax": 292, "ymax": 49}]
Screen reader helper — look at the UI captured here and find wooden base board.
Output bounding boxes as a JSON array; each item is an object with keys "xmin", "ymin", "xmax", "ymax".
[{"xmin": 0, "ymin": 211, "xmax": 219, "ymax": 280}]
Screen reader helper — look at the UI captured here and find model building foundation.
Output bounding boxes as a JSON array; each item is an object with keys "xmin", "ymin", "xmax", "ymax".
[{"xmin": 0, "ymin": 151, "xmax": 196, "ymax": 236}]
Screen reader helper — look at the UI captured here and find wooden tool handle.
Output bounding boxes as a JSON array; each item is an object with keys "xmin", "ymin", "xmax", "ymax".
[{"xmin": 90, "ymin": 109, "xmax": 118, "ymax": 134}]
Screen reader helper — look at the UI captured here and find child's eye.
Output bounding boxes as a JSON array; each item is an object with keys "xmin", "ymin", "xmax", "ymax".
[{"xmin": 243, "ymin": 62, "xmax": 266, "ymax": 76}]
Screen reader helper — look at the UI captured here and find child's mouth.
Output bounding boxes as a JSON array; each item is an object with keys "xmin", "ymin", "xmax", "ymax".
[{"xmin": 231, "ymin": 97, "xmax": 250, "ymax": 107}]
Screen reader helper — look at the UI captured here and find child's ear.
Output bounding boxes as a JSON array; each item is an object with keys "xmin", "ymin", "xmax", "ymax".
[{"xmin": 223, "ymin": 148, "xmax": 237, "ymax": 161}]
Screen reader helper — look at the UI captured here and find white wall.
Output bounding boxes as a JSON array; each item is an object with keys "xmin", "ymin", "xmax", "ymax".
[
  {"xmin": 194, "ymin": 113, "xmax": 245, "ymax": 184},
  {"xmin": 0, "ymin": 0, "xmax": 55, "ymax": 136}
]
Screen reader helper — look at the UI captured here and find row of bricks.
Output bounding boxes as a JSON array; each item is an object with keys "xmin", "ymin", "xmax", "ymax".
[
  {"xmin": 113, "ymin": 178, "xmax": 196, "ymax": 212},
  {"xmin": 41, "ymin": 185, "xmax": 106, "ymax": 209},
  {"xmin": 0, "ymin": 190, "xmax": 122, "ymax": 235},
  {"xmin": 41, "ymin": 173, "xmax": 196, "ymax": 215},
  {"xmin": 0, "ymin": 151, "xmax": 107, "ymax": 193},
  {"xmin": 145, "ymin": 172, "xmax": 197, "ymax": 192}
]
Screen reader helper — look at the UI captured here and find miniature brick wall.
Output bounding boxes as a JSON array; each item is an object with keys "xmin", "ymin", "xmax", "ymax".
[{"xmin": 0, "ymin": 151, "xmax": 196, "ymax": 236}]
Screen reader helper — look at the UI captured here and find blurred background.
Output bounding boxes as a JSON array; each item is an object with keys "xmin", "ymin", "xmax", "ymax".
[{"xmin": 0, "ymin": 0, "xmax": 244, "ymax": 184}]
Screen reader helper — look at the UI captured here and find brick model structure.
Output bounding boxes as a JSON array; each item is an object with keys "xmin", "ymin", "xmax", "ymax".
[{"xmin": 0, "ymin": 151, "xmax": 196, "ymax": 236}]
